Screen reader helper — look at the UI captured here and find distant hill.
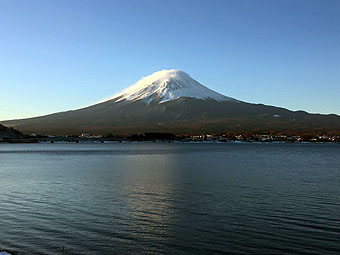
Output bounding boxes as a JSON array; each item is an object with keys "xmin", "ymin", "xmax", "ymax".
[{"xmin": 2, "ymin": 70, "xmax": 340, "ymax": 136}]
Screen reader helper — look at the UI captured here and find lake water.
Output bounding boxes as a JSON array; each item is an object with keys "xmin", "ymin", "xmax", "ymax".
[{"xmin": 0, "ymin": 142, "xmax": 340, "ymax": 254}]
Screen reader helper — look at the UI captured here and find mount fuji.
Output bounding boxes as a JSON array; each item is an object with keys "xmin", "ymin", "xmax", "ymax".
[
  {"xmin": 2, "ymin": 69, "xmax": 340, "ymax": 135},
  {"xmin": 112, "ymin": 69, "xmax": 235, "ymax": 103}
]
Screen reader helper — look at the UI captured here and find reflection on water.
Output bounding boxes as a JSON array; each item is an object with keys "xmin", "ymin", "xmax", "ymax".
[{"xmin": 0, "ymin": 143, "xmax": 340, "ymax": 254}]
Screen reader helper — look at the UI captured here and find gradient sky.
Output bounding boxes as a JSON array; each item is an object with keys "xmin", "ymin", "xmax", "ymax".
[{"xmin": 1, "ymin": 0, "xmax": 339, "ymax": 120}]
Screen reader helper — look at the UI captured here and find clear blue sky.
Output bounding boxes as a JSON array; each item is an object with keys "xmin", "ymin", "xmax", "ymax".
[{"xmin": 1, "ymin": 0, "xmax": 339, "ymax": 120}]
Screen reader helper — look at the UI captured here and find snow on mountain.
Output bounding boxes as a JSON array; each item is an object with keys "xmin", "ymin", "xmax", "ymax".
[{"xmin": 112, "ymin": 69, "xmax": 236, "ymax": 104}]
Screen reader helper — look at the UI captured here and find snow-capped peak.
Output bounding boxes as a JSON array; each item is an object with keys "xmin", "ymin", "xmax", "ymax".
[{"xmin": 112, "ymin": 69, "xmax": 236, "ymax": 104}]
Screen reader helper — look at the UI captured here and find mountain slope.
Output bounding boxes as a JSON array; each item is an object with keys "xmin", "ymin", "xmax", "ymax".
[
  {"xmin": 2, "ymin": 70, "xmax": 340, "ymax": 135},
  {"xmin": 2, "ymin": 98, "xmax": 340, "ymax": 135}
]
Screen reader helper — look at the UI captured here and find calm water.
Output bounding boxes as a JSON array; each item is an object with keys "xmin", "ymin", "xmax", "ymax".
[{"xmin": 0, "ymin": 142, "xmax": 340, "ymax": 254}]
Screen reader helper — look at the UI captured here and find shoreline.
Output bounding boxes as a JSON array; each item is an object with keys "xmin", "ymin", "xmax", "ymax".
[{"xmin": 1, "ymin": 139, "xmax": 339, "ymax": 144}]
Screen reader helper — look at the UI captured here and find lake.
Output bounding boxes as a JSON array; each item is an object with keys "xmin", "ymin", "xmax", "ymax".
[{"xmin": 0, "ymin": 142, "xmax": 339, "ymax": 254}]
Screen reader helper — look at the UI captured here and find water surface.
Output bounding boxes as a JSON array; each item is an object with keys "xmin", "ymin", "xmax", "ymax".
[{"xmin": 0, "ymin": 142, "xmax": 339, "ymax": 254}]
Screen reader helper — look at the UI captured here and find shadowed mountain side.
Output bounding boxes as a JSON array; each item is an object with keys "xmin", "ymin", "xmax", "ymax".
[
  {"xmin": 0, "ymin": 124, "xmax": 23, "ymax": 139},
  {"xmin": 2, "ymin": 98, "xmax": 340, "ymax": 135}
]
